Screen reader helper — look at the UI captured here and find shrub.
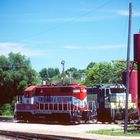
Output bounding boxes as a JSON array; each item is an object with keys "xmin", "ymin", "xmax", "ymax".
[{"xmin": 1, "ymin": 103, "xmax": 13, "ymax": 116}]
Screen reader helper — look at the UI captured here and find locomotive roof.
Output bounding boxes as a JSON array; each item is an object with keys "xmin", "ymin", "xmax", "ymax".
[
  {"xmin": 24, "ymin": 85, "xmax": 37, "ymax": 91},
  {"xmin": 36, "ymin": 84, "xmax": 86, "ymax": 89},
  {"xmin": 87, "ymin": 84, "xmax": 125, "ymax": 89},
  {"xmin": 24, "ymin": 85, "xmax": 86, "ymax": 91}
]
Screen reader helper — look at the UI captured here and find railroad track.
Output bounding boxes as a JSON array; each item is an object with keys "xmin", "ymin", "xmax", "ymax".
[
  {"xmin": 0, "ymin": 118, "xmax": 134, "ymax": 140},
  {"xmin": 0, "ymin": 130, "xmax": 93, "ymax": 140}
]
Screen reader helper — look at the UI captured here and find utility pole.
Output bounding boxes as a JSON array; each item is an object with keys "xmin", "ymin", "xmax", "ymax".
[
  {"xmin": 124, "ymin": 2, "xmax": 132, "ymax": 134},
  {"xmin": 61, "ymin": 60, "xmax": 65, "ymax": 85}
]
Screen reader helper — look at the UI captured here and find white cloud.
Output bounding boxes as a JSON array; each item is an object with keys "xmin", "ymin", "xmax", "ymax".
[
  {"xmin": 33, "ymin": 15, "xmax": 112, "ymax": 23},
  {"xmin": 87, "ymin": 44, "xmax": 126, "ymax": 50},
  {"xmin": 117, "ymin": 10, "xmax": 128, "ymax": 16},
  {"xmin": 64, "ymin": 44, "xmax": 126, "ymax": 50},
  {"xmin": 0, "ymin": 42, "xmax": 47, "ymax": 57},
  {"xmin": 64, "ymin": 46, "xmax": 81, "ymax": 49},
  {"xmin": 2, "ymin": 15, "xmax": 112, "ymax": 23},
  {"xmin": 116, "ymin": 10, "xmax": 140, "ymax": 17}
]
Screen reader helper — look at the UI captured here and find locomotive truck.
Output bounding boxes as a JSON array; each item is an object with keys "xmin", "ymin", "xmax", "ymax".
[{"xmin": 14, "ymin": 85, "xmax": 97, "ymax": 123}]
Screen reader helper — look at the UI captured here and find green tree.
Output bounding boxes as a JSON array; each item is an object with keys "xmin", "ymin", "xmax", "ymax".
[
  {"xmin": 1, "ymin": 103, "xmax": 13, "ymax": 116},
  {"xmin": 85, "ymin": 62, "xmax": 114, "ymax": 85},
  {"xmin": 39, "ymin": 67, "xmax": 60, "ymax": 83},
  {"xmin": 51, "ymin": 74, "xmax": 62, "ymax": 85},
  {"xmin": 0, "ymin": 55, "xmax": 10, "ymax": 70},
  {"xmin": 39, "ymin": 68, "xmax": 48, "ymax": 81},
  {"xmin": 113, "ymin": 61, "xmax": 126, "ymax": 83},
  {"xmin": 65, "ymin": 67, "xmax": 81, "ymax": 84},
  {"xmin": 84, "ymin": 61, "xmax": 128, "ymax": 86},
  {"xmin": 0, "ymin": 52, "xmax": 41, "ymax": 107},
  {"xmin": 87, "ymin": 62, "xmax": 95, "ymax": 69},
  {"xmin": 65, "ymin": 67, "xmax": 78, "ymax": 79},
  {"xmin": 48, "ymin": 68, "xmax": 60, "ymax": 78}
]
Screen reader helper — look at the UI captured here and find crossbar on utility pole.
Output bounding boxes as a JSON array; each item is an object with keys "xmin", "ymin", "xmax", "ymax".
[{"xmin": 124, "ymin": 2, "xmax": 132, "ymax": 134}]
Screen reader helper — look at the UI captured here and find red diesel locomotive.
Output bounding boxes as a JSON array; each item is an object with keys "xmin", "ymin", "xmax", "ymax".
[{"xmin": 14, "ymin": 85, "xmax": 97, "ymax": 123}]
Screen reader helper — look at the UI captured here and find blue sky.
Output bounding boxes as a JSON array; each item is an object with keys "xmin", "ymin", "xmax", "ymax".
[{"xmin": 0, "ymin": 0, "xmax": 140, "ymax": 71}]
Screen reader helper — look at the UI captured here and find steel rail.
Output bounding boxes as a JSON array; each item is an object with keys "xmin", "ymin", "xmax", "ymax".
[{"xmin": 0, "ymin": 130, "xmax": 94, "ymax": 140}]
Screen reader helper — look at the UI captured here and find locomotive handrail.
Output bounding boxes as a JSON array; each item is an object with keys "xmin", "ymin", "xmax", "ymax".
[
  {"xmin": 52, "ymin": 103, "xmax": 54, "ymax": 110},
  {"xmin": 70, "ymin": 103, "xmax": 71, "ymax": 111},
  {"xmin": 39, "ymin": 103, "xmax": 40, "ymax": 110},
  {"xmin": 48, "ymin": 103, "xmax": 50, "ymax": 110},
  {"xmin": 57, "ymin": 103, "xmax": 59, "ymax": 110},
  {"xmin": 62, "ymin": 102, "xmax": 64, "ymax": 110},
  {"xmin": 37, "ymin": 102, "xmax": 74, "ymax": 111},
  {"xmin": 67, "ymin": 103, "xmax": 69, "ymax": 111}
]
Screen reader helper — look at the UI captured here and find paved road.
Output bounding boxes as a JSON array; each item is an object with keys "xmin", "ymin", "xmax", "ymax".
[{"xmin": 0, "ymin": 121, "xmax": 139, "ymax": 140}]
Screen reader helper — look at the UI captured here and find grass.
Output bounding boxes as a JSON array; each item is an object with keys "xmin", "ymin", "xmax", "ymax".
[
  {"xmin": 87, "ymin": 128, "xmax": 140, "ymax": 137},
  {"xmin": 0, "ymin": 115, "xmax": 13, "ymax": 118},
  {"xmin": 0, "ymin": 115, "xmax": 14, "ymax": 121}
]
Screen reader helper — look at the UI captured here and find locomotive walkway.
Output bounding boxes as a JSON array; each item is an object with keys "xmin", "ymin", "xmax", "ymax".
[{"xmin": 0, "ymin": 120, "xmax": 139, "ymax": 140}]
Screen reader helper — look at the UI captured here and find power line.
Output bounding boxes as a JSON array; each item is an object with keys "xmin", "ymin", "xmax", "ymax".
[{"xmin": 21, "ymin": 0, "xmax": 113, "ymax": 41}]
